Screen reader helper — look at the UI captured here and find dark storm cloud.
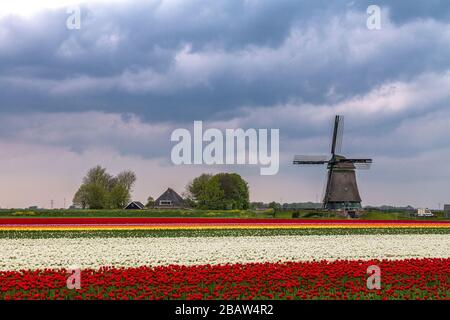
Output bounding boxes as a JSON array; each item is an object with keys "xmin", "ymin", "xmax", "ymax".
[{"xmin": 1, "ymin": 0, "xmax": 450, "ymax": 124}]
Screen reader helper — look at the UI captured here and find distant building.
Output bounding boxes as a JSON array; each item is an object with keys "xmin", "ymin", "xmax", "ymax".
[
  {"xmin": 28, "ymin": 206, "xmax": 39, "ymax": 210},
  {"xmin": 154, "ymin": 188, "xmax": 185, "ymax": 209},
  {"xmin": 365, "ymin": 205, "xmax": 415, "ymax": 212},
  {"xmin": 124, "ymin": 201, "xmax": 145, "ymax": 210},
  {"xmin": 444, "ymin": 204, "xmax": 450, "ymax": 218},
  {"xmin": 255, "ymin": 207, "xmax": 268, "ymax": 211}
]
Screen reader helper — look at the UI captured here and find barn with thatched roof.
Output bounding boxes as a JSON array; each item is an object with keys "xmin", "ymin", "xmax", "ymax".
[{"xmin": 154, "ymin": 188, "xmax": 185, "ymax": 208}]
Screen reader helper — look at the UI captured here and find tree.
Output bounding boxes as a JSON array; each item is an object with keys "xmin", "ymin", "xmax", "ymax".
[
  {"xmin": 203, "ymin": 177, "xmax": 225, "ymax": 209},
  {"xmin": 82, "ymin": 165, "xmax": 113, "ymax": 187},
  {"xmin": 110, "ymin": 170, "xmax": 136, "ymax": 208},
  {"xmin": 181, "ymin": 191, "xmax": 195, "ymax": 208},
  {"xmin": 209, "ymin": 173, "xmax": 249, "ymax": 209},
  {"xmin": 186, "ymin": 173, "xmax": 250, "ymax": 210},
  {"xmin": 84, "ymin": 183, "xmax": 109, "ymax": 209},
  {"xmin": 268, "ymin": 201, "xmax": 281, "ymax": 211},
  {"xmin": 187, "ymin": 174, "xmax": 211, "ymax": 203},
  {"xmin": 109, "ymin": 183, "xmax": 130, "ymax": 209},
  {"xmin": 73, "ymin": 166, "xmax": 137, "ymax": 209},
  {"xmin": 186, "ymin": 174, "xmax": 212, "ymax": 208},
  {"xmin": 145, "ymin": 196, "xmax": 155, "ymax": 208},
  {"xmin": 73, "ymin": 184, "xmax": 89, "ymax": 209},
  {"xmin": 116, "ymin": 170, "xmax": 137, "ymax": 192},
  {"xmin": 250, "ymin": 202, "xmax": 265, "ymax": 209}
]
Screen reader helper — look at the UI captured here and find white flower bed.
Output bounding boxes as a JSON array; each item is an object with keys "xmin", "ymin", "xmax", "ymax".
[{"xmin": 0, "ymin": 234, "xmax": 449, "ymax": 270}]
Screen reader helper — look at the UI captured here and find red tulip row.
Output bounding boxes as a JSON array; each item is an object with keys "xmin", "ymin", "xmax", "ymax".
[
  {"xmin": 1, "ymin": 258, "xmax": 448, "ymax": 300},
  {"xmin": 1, "ymin": 217, "xmax": 449, "ymax": 225}
]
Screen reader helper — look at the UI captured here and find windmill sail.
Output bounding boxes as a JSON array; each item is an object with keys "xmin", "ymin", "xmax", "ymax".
[
  {"xmin": 293, "ymin": 155, "xmax": 328, "ymax": 165},
  {"xmin": 331, "ymin": 115, "xmax": 344, "ymax": 155}
]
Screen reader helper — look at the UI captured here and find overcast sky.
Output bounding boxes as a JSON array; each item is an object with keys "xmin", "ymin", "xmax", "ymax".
[{"xmin": 1, "ymin": 0, "xmax": 450, "ymax": 209}]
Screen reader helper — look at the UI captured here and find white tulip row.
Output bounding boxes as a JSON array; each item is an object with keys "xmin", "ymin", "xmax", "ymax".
[{"xmin": 0, "ymin": 234, "xmax": 449, "ymax": 271}]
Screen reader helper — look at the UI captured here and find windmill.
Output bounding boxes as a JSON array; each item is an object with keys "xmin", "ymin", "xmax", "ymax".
[{"xmin": 293, "ymin": 115, "xmax": 372, "ymax": 212}]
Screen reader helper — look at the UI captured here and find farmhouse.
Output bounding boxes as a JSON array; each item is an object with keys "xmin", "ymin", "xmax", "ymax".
[
  {"xmin": 124, "ymin": 201, "xmax": 145, "ymax": 210},
  {"xmin": 154, "ymin": 188, "xmax": 185, "ymax": 209}
]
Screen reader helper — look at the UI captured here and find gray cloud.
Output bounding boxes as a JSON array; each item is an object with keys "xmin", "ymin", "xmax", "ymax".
[
  {"xmin": 1, "ymin": 1, "xmax": 450, "ymax": 122},
  {"xmin": 1, "ymin": 0, "xmax": 450, "ymax": 208}
]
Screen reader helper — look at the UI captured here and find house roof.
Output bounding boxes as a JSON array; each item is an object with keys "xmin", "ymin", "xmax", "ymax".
[
  {"xmin": 125, "ymin": 201, "xmax": 145, "ymax": 209},
  {"xmin": 155, "ymin": 188, "xmax": 184, "ymax": 205}
]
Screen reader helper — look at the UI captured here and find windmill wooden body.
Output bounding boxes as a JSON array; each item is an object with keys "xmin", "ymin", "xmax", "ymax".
[{"xmin": 293, "ymin": 115, "xmax": 372, "ymax": 211}]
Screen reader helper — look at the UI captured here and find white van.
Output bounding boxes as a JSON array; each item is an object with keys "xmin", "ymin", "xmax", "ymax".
[{"xmin": 416, "ymin": 208, "xmax": 434, "ymax": 217}]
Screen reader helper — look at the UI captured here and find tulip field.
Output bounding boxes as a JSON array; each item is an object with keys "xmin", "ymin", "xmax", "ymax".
[{"xmin": 0, "ymin": 217, "xmax": 449, "ymax": 300}]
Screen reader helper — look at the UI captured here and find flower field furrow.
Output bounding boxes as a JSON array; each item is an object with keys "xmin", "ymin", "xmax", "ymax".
[
  {"xmin": 0, "ymin": 217, "xmax": 448, "ymax": 231},
  {"xmin": 1, "ymin": 227, "xmax": 448, "ymax": 239},
  {"xmin": 1, "ymin": 234, "xmax": 448, "ymax": 270},
  {"xmin": 1, "ymin": 258, "xmax": 448, "ymax": 300},
  {"xmin": 1, "ymin": 217, "xmax": 448, "ymax": 225},
  {"xmin": 1, "ymin": 217, "xmax": 448, "ymax": 300},
  {"xmin": 2, "ymin": 224, "xmax": 449, "ymax": 231}
]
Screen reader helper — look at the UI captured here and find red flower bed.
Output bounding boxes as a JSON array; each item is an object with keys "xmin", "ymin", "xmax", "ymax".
[
  {"xmin": 1, "ymin": 258, "xmax": 448, "ymax": 300},
  {"xmin": 0, "ymin": 217, "xmax": 448, "ymax": 225}
]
